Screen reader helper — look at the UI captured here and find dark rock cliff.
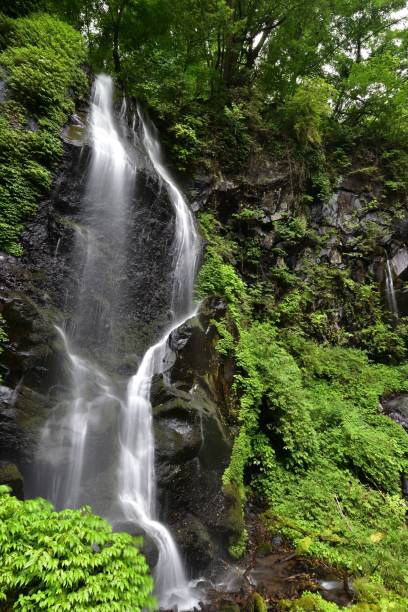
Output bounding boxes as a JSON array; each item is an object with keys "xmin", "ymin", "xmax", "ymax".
[{"xmin": 0, "ymin": 114, "xmax": 233, "ymax": 580}]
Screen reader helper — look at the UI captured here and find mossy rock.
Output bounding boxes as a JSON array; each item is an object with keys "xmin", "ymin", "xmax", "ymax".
[
  {"xmin": 220, "ymin": 481, "xmax": 245, "ymax": 545},
  {"xmin": 219, "ymin": 601, "xmax": 240, "ymax": 612},
  {"xmin": 0, "ymin": 462, "xmax": 23, "ymax": 499},
  {"xmin": 246, "ymin": 592, "xmax": 268, "ymax": 612},
  {"xmin": 279, "ymin": 591, "xmax": 340, "ymax": 611}
]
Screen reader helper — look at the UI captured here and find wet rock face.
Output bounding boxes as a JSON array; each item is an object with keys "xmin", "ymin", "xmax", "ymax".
[
  {"xmin": 0, "ymin": 462, "xmax": 23, "ymax": 499},
  {"xmin": 0, "ymin": 135, "xmax": 85, "ymax": 475},
  {"xmin": 390, "ymin": 247, "xmax": 408, "ymax": 280},
  {"xmin": 0, "ymin": 113, "xmax": 177, "ymax": 469},
  {"xmin": 152, "ymin": 301, "xmax": 234, "ymax": 574},
  {"xmin": 382, "ymin": 394, "xmax": 408, "ymax": 433},
  {"xmin": 0, "ymin": 114, "xmax": 234, "ymax": 579}
]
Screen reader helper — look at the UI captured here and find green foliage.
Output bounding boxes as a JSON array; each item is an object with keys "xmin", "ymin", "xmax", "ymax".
[
  {"xmin": 0, "ymin": 1, "xmax": 47, "ymax": 18},
  {"xmin": 1, "ymin": 0, "xmax": 407, "ymax": 606},
  {"xmin": 273, "ymin": 215, "xmax": 307, "ymax": 243},
  {"xmin": 228, "ymin": 527, "xmax": 248, "ymax": 560},
  {"xmin": 0, "ymin": 12, "xmax": 86, "ymax": 254},
  {"xmin": 0, "ymin": 487, "xmax": 155, "ymax": 610},
  {"xmin": 269, "ymin": 262, "xmax": 407, "ymax": 362},
  {"xmin": 170, "ymin": 117, "xmax": 202, "ymax": 170},
  {"xmin": 196, "ymin": 212, "xmax": 247, "ymax": 324},
  {"xmin": 200, "ymin": 217, "xmax": 408, "ymax": 592},
  {"xmin": 247, "ymin": 334, "xmax": 408, "ymax": 597},
  {"xmin": 279, "ymin": 587, "xmax": 408, "ymax": 611},
  {"xmin": 196, "ymin": 250, "xmax": 246, "ymax": 314},
  {"xmin": 37, "ymin": 0, "xmax": 408, "ymax": 182},
  {"xmin": 279, "ymin": 592, "xmax": 340, "ymax": 611},
  {"xmin": 285, "ymin": 78, "xmax": 334, "ymax": 145}
]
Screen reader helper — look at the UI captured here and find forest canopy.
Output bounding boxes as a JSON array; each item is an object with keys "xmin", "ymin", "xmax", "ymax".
[{"xmin": 1, "ymin": 0, "xmax": 407, "ymax": 169}]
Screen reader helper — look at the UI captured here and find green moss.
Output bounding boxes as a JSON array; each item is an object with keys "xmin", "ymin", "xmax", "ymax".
[
  {"xmin": 199, "ymin": 222, "xmax": 408, "ymax": 596},
  {"xmin": 228, "ymin": 527, "xmax": 248, "ymax": 559},
  {"xmin": 279, "ymin": 592, "xmax": 343, "ymax": 611},
  {"xmin": 0, "ymin": 12, "xmax": 87, "ymax": 254},
  {"xmin": 246, "ymin": 592, "xmax": 268, "ymax": 612},
  {"xmin": 220, "ymin": 482, "xmax": 247, "ymax": 558},
  {"xmin": 279, "ymin": 588, "xmax": 408, "ymax": 611},
  {"xmin": 0, "ymin": 463, "xmax": 22, "ymax": 484}
]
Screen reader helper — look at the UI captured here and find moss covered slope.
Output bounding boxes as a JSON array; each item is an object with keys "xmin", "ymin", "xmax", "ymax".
[{"xmin": 0, "ymin": 12, "xmax": 87, "ymax": 255}]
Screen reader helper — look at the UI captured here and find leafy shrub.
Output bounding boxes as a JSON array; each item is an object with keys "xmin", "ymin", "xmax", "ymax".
[
  {"xmin": 1, "ymin": 45, "xmax": 74, "ymax": 112},
  {"xmin": 285, "ymin": 77, "xmax": 334, "ymax": 145},
  {"xmin": 273, "ymin": 215, "xmax": 307, "ymax": 242},
  {"xmin": 170, "ymin": 117, "xmax": 203, "ymax": 170},
  {"xmin": 0, "ymin": 487, "xmax": 155, "ymax": 611},
  {"xmin": 250, "ymin": 337, "xmax": 408, "ymax": 596}
]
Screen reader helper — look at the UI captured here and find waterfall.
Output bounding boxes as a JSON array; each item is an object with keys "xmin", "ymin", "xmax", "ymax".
[
  {"xmin": 33, "ymin": 74, "xmax": 201, "ymax": 610},
  {"xmin": 117, "ymin": 111, "xmax": 200, "ymax": 610},
  {"xmin": 385, "ymin": 259, "xmax": 399, "ymax": 317}
]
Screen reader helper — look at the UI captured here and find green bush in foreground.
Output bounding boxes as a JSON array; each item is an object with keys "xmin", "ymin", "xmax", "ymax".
[{"xmin": 0, "ymin": 487, "xmax": 155, "ymax": 611}]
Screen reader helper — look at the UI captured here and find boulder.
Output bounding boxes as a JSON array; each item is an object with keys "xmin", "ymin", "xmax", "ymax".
[
  {"xmin": 390, "ymin": 247, "xmax": 408, "ymax": 279},
  {"xmin": 381, "ymin": 394, "xmax": 408, "ymax": 433},
  {"xmin": 0, "ymin": 462, "xmax": 24, "ymax": 499}
]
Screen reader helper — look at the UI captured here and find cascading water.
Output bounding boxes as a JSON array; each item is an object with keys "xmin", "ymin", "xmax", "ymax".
[
  {"xmin": 385, "ymin": 258, "xmax": 399, "ymax": 317},
  {"xmin": 117, "ymin": 109, "xmax": 200, "ymax": 610},
  {"xmin": 33, "ymin": 74, "xmax": 201, "ymax": 610},
  {"xmin": 35, "ymin": 74, "xmax": 133, "ymax": 510}
]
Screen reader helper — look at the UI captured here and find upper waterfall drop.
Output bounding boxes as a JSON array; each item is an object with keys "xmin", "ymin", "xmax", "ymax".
[
  {"xmin": 31, "ymin": 74, "xmax": 202, "ymax": 611},
  {"xmin": 137, "ymin": 108, "xmax": 200, "ymax": 320}
]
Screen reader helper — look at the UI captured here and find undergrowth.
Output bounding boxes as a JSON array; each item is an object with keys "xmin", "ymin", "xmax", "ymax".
[{"xmin": 197, "ymin": 212, "xmax": 408, "ymax": 605}]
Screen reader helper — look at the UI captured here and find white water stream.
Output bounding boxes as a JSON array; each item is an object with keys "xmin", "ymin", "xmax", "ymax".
[
  {"xmin": 117, "ymin": 106, "xmax": 200, "ymax": 610},
  {"xmin": 385, "ymin": 259, "xmax": 399, "ymax": 317},
  {"xmin": 35, "ymin": 74, "xmax": 200, "ymax": 610}
]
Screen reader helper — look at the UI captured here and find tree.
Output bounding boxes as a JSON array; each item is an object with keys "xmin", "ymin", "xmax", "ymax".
[
  {"xmin": 0, "ymin": 0, "xmax": 45, "ymax": 17},
  {"xmin": 0, "ymin": 487, "xmax": 155, "ymax": 611}
]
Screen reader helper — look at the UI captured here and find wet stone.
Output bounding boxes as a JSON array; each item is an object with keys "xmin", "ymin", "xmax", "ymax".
[{"xmin": 0, "ymin": 462, "xmax": 24, "ymax": 499}]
